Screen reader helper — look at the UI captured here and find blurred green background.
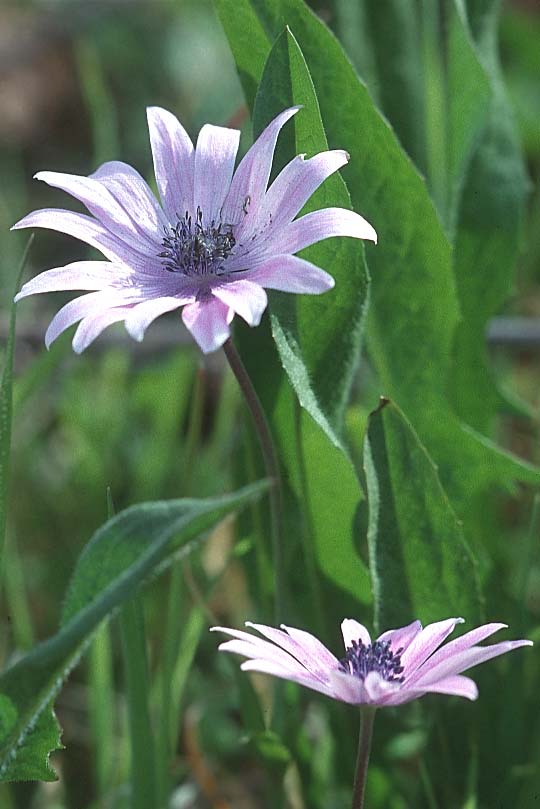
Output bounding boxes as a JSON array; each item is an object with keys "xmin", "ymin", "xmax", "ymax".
[{"xmin": 1, "ymin": 1, "xmax": 540, "ymax": 807}]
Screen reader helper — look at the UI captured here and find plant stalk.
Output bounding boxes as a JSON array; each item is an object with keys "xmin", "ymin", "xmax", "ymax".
[
  {"xmin": 222, "ymin": 337, "xmax": 285, "ymax": 621},
  {"xmin": 351, "ymin": 707, "xmax": 376, "ymax": 809}
]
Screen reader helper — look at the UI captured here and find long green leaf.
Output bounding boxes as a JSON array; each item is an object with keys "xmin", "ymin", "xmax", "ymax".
[
  {"xmin": 215, "ymin": 0, "xmax": 540, "ymax": 518},
  {"xmin": 0, "ymin": 481, "xmax": 267, "ymax": 781},
  {"xmin": 0, "ymin": 237, "xmax": 33, "ymax": 578},
  {"xmin": 234, "ymin": 26, "xmax": 371, "ymax": 604},
  {"xmin": 363, "ymin": 398, "xmax": 482, "ymax": 632}
]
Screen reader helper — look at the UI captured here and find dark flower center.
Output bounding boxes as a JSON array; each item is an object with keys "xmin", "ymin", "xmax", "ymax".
[
  {"xmin": 340, "ymin": 640, "xmax": 405, "ymax": 683},
  {"xmin": 159, "ymin": 207, "xmax": 235, "ymax": 276}
]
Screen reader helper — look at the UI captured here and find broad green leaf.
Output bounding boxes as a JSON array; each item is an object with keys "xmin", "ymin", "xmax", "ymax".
[
  {"xmin": 216, "ymin": 0, "xmax": 540, "ymax": 513},
  {"xmin": 449, "ymin": 0, "xmax": 531, "ymax": 430},
  {"xmin": 253, "ymin": 27, "xmax": 370, "ymax": 447},
  {"xmin": 363, "ymin": 399, "xmax": 482, "ymax": 632},
  {"xmin": 234, "ymin": 27, "xmax": 371, "ymax": 604},
  {"xmin": 0, "ymin": 237, "xmax": 33, "ymax": 577},
  {"xmin": 0, "ymin": 482, "xmax": 267, "ymax": 781}
]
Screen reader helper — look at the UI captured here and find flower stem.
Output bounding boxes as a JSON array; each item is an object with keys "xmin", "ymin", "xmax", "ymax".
[
  {"xmin": 351, "ymin": 707, "xmax": 377, "ymax": 809},
  {"xmin": 222, "ymin": 337, "xmax": 285, "ymax": 621}
]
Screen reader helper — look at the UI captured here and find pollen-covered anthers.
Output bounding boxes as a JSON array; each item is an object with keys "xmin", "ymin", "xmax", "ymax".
[
  {"xmin": 159, "ymin": 206, "xmax": 235, "ymax": 276},
  {"xmin": 340, "ymin": 639, "xmax": 405, "ymax": 683}
]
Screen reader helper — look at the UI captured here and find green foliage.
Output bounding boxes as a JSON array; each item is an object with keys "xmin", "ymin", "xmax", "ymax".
[
  {"xmin": 364, "ymin": 399, "xmax": 482, "ymax": 632},
  {"xmin": 0, "ymin": 482, "xmax": 267, "ymax": 782}
]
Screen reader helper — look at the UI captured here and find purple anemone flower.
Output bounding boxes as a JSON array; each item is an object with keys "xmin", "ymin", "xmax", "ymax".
[
  {"xmin": 12, "ymin": 106, "xmax": 376, "ymax": 354},
  {"xmin": 211, "ymin": 617, "xmax": 532, "ymax": 706}
]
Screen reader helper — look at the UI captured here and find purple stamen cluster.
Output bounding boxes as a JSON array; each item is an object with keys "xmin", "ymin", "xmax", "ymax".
[
  {"xmin": 159, "ymin": 206, "xmax": 235, "ymax": 277},
  {"xmin": 340, "ymin": 640, "xmax": 405, "ymax": 683}
]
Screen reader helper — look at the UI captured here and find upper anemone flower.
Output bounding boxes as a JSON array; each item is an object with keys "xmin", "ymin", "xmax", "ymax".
[
  {"xmin": 211, "ymin": 616, "xmax": 532, "ymax": 706},
  {"xmin": 12, "ymin": 106, "xmax": 376, "ymax": 354}
]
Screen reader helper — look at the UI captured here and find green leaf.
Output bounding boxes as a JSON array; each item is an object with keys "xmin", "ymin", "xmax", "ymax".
[
  {"xmin": 232, "ymin": 26, "xmax": 371, "ymax": 604},
  {"xmin": 363, "ymin": 399, "xmax": 482, "ymax": 632},
  {"xmin": 449, "ymin": 0, "xmax": 531, "ymax": 430},
  {"xmin": 0, "ymin": 237, "xmax": 33, "ymax": 577},
  {"xmin": 223, "ymin": 0, "xmax": 539, "ymax": 509},
  {"xmin": 253, "ymin": 27, "xmax": 370, "ymax": 448},
  {"xmin": 0, "ymin": 481, "xmax": 267, "ymax": 782}
]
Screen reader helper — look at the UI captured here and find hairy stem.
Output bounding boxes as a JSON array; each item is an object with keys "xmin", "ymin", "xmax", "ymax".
[
  {"xmin": 222, "ymin": 337, "xmax": 285, "ymax": 621},
  {"xmin": 352, "ymin": 707, "xmax": 377, "ymax": 809}
]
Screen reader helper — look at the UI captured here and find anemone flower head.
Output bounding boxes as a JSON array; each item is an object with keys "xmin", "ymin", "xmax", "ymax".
[
  {"xmin": 211, "ymin": 617, "xmax": 532, "ymax": 706},
  {"xmin": 12, "ymin": 106, "xmax": 376, "ymax": 354}
]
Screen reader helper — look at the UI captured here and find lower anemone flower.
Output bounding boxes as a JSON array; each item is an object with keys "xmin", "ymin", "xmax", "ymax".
[
  {"xmin": 12, "ymin": 106, "xmax": 376, "ymax": 354},
  {"xmin": 213, "ymin": 617, "xmax": 531, "ymax": 808},
  {"xmin": 212, "ymin": 616, "xmax": 532, "ymax": 706}
]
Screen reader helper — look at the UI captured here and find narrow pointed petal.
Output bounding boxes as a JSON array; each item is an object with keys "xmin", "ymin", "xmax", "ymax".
[
  {"xmin": 400, "ymin": 618, "xmax": 464, "ymax": 674},
  {"xmin": 240, "ymin": 660, "xmax": 336, "ymax": 699},
  {"xmin": 411, "ymin": 640, "xmax": 533, "ymax": 686},
  {"xmin": 194, "ymin": 123, "xmax": 240, "ymax": 224},
  {"xmin": 378, "ymin": 620, "xmax": 423, "ymax": 652},
  {"xmin": 221, "ymin": 106, "xmax": 300, "ymax": 226},
  {"xmin": 14, "ymin": 261, "xmax": 123, "ymax": 300},
  {"xmin": 217, "ymin": 639, "xmax": 306, "ymax": 672},
  {"xmin": 147, "ymin": 106, "xmax": 194, "ymax": 220},
  {"xmin": 281, "ymin": 625, "xmax": 340, "ymax": 669},
  {"xmin": 276, "ymin": 207, "xmax": 377, "ymax": 255},
  {"xmin": 239, "ymin": 150, "xmax": 349, "ymax": 243},
  {"xmin": 181, "ymin": 297, "xmax": 233, "ymax": 353},
  {"xmin": 35, "ymin": 170, "xmax": 163, "ymax": 252},
  {"xmin": 411, "ymin": 623, "xmax": 508, "ymax": 673},
  {"xmin": 242, "ymin": 255, "xmax": 334, "ymax": 294},
  {"xmin": 44, "ymin": 291, "xmax": 131, "ymax": 349},
  {"xmin": 246, "ymin": 622, "xmax": 336, "ymax": 680},
  {"xmin": 341, "ymin": 619, "xmax": 371, "ymax": 649},
  {"xmin": 12, "ymin": 209, "xmax": 161, "ymax": 273},
  {"xmin": 211, "ymin": 279, "xmax": 267, "ymax": 326},
  {"xmin": 411, "ymin": 675, "xmax": 479, "ymax": 701},
  {"xmin": 125, "ymin": 295, "xmax": 195, "ymax": 342},
  {"xmin": 72, "ymin": 308, "xmax": 131, "ymax": 353},
  {"xmin": 90, "ymin": 161, "xmax": 168, "ymax": 239}
]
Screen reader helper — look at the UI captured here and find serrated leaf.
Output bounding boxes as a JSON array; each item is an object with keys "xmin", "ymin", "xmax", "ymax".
[
  {"xmin": 0, "ymin": 481, "xmax": 267, "ymax": 781},
  {"xmin": 363, "ymin": 399, "xmax": 483, "ymax": 632}
]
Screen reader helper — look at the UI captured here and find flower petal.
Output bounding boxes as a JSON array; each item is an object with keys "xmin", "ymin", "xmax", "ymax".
[
  {"xmin": 72, "ymin": 307, "xmax": 131, "ymax": 353},
  {"xmin": 44, "ymin": 291, "xmax": 134, "ymax": 349},
  {"xmin": 217, "ymin": 638, "xmax": 307, "ymax": 674},
  {"xmin": 35, "ymin": 169, "xmax": 164, "ymax": 253},
  {"xmin": 12, "ymin": 209, "xmax": 161, "ymax": 273},
  {"xmin": 14, "ymin": 261, "xmax": 125, "ymax": 300},
  {"xmin": 276, "ymin": 207, "xmax": 378, "ymax": 254},
  {"xmin": 409, "ymin": 623, "xmax": 508, "ymax": 674},
  {"xmin": 240, "ymin": 659, "xmax": 336, "ymax": 699},
  {"xmin": 181, "ymin": 297, "xmax": 233, "ymax": 353},
  {"xmin": 410, "ymin": 640, "xmax": 533, "ymax": 686},
  {"xmin": 241, "ymin": 254, "xmax": 334, "ymax": 294},
  {"xmin": 246, "ymin": 622, "xmax": 337, "ymax": 680},
  {"xmin": 239, "ymin": 150, "xmax": 349, "ymax": 243},
  {"xmin": 147, "ymin": 106, "xmax": 194, "ymax": 221},
  {"xmin": 90, "ymin": 161, "xmax": 168, "ymax": 240},
  {"xmin": 221, "ymin": 106, "xmax": 300, "ymax": 226},
  {"xmin": 194, "ymin": 123, "xmax": 240, "ymax": 224},
  {"xmin": 400, "ymin": 618, "xmax": 464, "ymax": 675},
  {"xmin": 327, "ymin": 669, "xmax": 369, "ymax": 705},
  {"xmin": 341, "ymin": 619, "xmax": 371, "ymax": 649},
  {"xmin": 281, "ymin": 625, "xmax": 341, "ymax": 670},
  {"xmin": 124, "ymin": 295, "xmax": 195, "ymax": 342},
  {"xmin": 211, "ymin": 279, "xmax": 267, "ymax": 326},
  {"xmin": 411, "ymin": 675, "xmax": 479, "ymax": 701},
  {"xmin": 377, "ymin": 620, "xmax": 423, "ymax": 653}
]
